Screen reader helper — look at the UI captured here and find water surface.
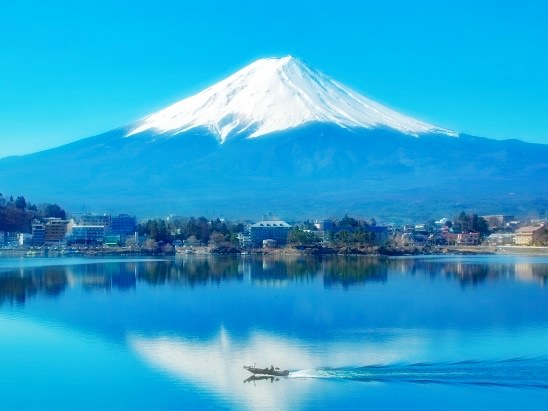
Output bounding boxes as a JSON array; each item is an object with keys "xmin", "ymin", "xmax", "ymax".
[{"xmin": 1, "ymin": 255, "xmax": 547, "ymax": 410}]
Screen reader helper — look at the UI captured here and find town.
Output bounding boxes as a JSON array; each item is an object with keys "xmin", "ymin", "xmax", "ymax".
[{"xmin": 0, "ymin": 193, "xmax": 546, "ymax": 257}]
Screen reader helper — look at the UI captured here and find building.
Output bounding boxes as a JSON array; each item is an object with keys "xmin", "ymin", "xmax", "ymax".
[
  {"xmin": 31, "ymin": 221, "xmax": 45, "ymax": 246},
  {"xmin": 68, "ymin": 225, "xmax": 105, "ymax": 245},
  {"xmin": 456, "ymin": 232, "xmax": 480, "ymax": 246},
  {"xmin": 440, "ymin": 231, "xmax": 457, "ymax": 245},
  {"xmin": 262, "ymin": 239, "xmax": 278, "ymax": 248},
  {"xmin": 514, "ymin": 224, "xmax": 547, "ymax": 246},
  {"xmin": 482, "ymin": 215, "xmax": 514, "ymax": 229},
  {"xmin": 44, "ymin": 218, "xmax": 69, "ymax": 245},
  {"xmin": 103, "ymin": 235, "xmax": 121, "ymax": 247},
  {"xmin": 1, "ymin": 232, "xmax": 19, "ymax": 247},
  {"xmin": 412, "ymin": 230, "xmax": 429, "ymax": 245},
  {"xmin": 249, "ymin": 220, "xmax": 292, "ymax": 247},
  {"xmin": 237, "ymin": 233, "xmax": 252, "ymax": 248},
  {"xmin": 485, "ymin": 233, "xmax": 515, "ymax": 246},
  {"xmin": 110, "ymin": 214, "xmax": 137, "ymax": 236},
  {"xmin": 80, "ymin": 214, "xmax": 112, "ymax": 228},
  {"xmin": 18, "ymin": 233, "xmax": 31, "ymax": 246},
  {"xmin": 369, "ymin": 226, "xmax": 390, "ymax": 246}
]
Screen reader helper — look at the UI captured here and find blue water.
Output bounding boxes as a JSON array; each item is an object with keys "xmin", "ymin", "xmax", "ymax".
[{"xmin": 1, "ymin": 254, "xmax": 547, "ymax": 410}]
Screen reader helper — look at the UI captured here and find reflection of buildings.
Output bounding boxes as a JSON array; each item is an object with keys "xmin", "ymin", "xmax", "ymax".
[
  {"xmin": 322, "ymin": 257, "xmax": 387, "ymax": 288},
  {"xmin": 0, "ymin": 267, "xmax": 68, "ymax": 305},
  {"xmin": 515, "ymin": 263, "xmax": 548, "ymax": 285}
]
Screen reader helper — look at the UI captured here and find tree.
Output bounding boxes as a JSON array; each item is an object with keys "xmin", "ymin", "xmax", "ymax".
[
  {"xmin": 209, "ymin": 231, "xmax": 226, "ymax": 246},
  {"xmin": 143, "ymin": 239, "xmax": 158, "ymax": 252},
  {"xmin": 15, "ymin": 196, "xmax": 26, "ymax": 210},
  {"xmin": 338, "ymin": 215, "xmax": 360, "ymax": 228},
  {"xmin": 288, "ymin": 227, "xmax": 318, "ymax": 245},
  {"xmin": 138, "ymin": 219, "xmax": 173, "ymax": 243},
  {"xmin": 0, "ymin": 206, "xmax": 29, "ymax": 232},
  {"xmin": 125, "ymin": 236, "xmax": 137, "ymax": 248},
  {"xmin": 471, "ymin": 214, "xmax": 490, "ymax": 237},
  {"xmin": 42, "ymin": 204, "xmax": 66, "ymax": 219},
  {"xmin": 185, "ymin": 235, "xmax": 200, "ymax": 246},
  {"xmin": 453, "ymin": 211, "xmax": 489, "ymax": 237}
]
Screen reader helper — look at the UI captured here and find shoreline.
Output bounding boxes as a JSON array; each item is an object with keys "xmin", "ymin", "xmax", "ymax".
[{"xmin": 1, "ymin": 245, "xmax": 547, "ymax": 258}]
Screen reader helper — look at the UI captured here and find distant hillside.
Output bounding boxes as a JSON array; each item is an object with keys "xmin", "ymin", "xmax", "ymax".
[{"xmin": 0, "ymin": 124, "xmax": 545, "ymax": 221}]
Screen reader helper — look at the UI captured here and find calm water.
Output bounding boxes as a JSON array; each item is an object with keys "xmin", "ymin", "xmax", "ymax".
[{"xmin": 1, "ymin": 254, "xmax": 548, "ymax": 410}]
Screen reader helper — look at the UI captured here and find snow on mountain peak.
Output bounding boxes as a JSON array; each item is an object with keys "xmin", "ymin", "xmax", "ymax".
[{"xmin": 127, "ymin": 56, "xmax": 457, "ymax": 141}]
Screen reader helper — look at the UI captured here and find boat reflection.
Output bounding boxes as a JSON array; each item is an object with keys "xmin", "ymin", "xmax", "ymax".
[{"xmin": 243, "ymin": 375, "xmax": 279, "ymax": 384}]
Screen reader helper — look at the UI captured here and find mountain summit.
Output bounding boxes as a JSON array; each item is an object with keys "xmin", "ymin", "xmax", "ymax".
[{"xmin": 128, "ymin": 56, "xmax": 456, "ymax": 142}]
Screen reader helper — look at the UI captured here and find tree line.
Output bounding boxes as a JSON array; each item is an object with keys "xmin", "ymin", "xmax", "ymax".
[
  {"xmin": 137, "ymin": 216, "xmax": 244, "ymax": 246},
  {"xmin": 0, "ymin": 194, "xmax": 67, "ymax": 233}
]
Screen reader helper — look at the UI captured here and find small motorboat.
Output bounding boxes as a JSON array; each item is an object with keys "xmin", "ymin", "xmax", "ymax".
[{"xmin": 243, "ymin": 365, "xmax": 289, "ymax": 377}]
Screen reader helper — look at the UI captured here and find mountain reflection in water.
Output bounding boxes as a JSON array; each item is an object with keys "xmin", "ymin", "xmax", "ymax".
[{"xmin": 0, "ymin": 255, "xmax": 546, "ymax": 306}]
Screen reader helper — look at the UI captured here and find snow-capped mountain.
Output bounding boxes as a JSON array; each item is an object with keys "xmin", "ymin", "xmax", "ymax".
[
  {"xmin": 0, "ymin": 56, "xmax": 545, "ymax": 219},
  {"xmin": 128, "ymin": 56, "xmax": 456, "ymax": 141}
]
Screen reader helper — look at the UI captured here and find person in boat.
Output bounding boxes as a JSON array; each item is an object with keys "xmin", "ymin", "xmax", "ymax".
[{"xmin": 270, "ymin": 365, "xmax": 274, "ymax": 372}]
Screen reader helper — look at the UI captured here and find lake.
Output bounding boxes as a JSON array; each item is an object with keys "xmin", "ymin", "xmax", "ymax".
[{"xmin": 1, "ymin": 254, "xmax": 548, "ymax": 410}]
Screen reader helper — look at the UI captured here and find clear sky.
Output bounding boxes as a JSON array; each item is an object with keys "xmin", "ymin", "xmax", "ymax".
[{"xmin": 1, "ymin": 0, "xmax": 547, "ymax": 158}]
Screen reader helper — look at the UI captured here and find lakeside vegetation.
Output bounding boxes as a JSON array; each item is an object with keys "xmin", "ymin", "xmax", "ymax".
[
  {"xmin": 0, "ymin": 193, "xmax": 66, "ymax": 233},
  {"xmin": 2, "ymin": 192, "xmax": 546, "ymax": 255}
]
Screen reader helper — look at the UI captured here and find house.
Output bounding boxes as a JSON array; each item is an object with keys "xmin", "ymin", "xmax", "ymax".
[
  {"xmin": 514, "ymin": 224, "xmax": 547, "ymax": 246},
  {"xmin": 485, "ymin": 233, "xmax": 515, "ymax": 246},
  {"xmin": 368, "ymin": 226, "xmax": 390, "ymax": 246},
  {"xmin": 441, "ymin": 231, "xmax": 457, "ymax": 245},
  {"xmin": 456, "ymin": 232, "xmax": 480, "ymax": 245},
  {"xmin": 482, "ymin": 215, "xmax": 514, "ymax": 229},
  {"xmin": 249, "ymin": 220, "xmax": 292, "ymax": 247}
]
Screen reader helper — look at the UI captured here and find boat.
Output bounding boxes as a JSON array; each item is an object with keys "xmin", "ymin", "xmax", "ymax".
[
  {"xmin": 243, "ymin": 365, "xmax": 289, "ymax": 377},
  {"xmin": 175, "ymin": 246, "xmax": 194, "ymax": 254}
]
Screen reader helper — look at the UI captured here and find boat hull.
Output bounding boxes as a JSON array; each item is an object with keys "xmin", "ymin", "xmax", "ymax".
[{"xmin": 243, "ymin": 366, "xmax": 289, "ymax": 377}]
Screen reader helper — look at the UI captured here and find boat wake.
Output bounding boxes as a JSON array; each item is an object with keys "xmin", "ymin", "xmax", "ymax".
[{"xmin": 288, "ymin": 358, "xmax": 548, "ymax": 389}]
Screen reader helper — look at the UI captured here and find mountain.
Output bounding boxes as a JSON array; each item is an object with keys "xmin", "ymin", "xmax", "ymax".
[
  {"xmin": 0, "ymin": 56, "xmax": 546, "ymax": 220},
  {"xmin": 128, "ymin": 56, "xmax": 455, "ymax": 141}
]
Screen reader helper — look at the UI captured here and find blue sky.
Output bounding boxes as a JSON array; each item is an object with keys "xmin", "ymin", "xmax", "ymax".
[{"xmin": 1, "ymin": 0, "xmax": 547, "ymax": 157}]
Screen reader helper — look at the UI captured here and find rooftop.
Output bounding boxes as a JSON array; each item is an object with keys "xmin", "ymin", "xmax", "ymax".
[{"xmin": 250, "ymin": 220, "xmax": 292, "ymax": 228}]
